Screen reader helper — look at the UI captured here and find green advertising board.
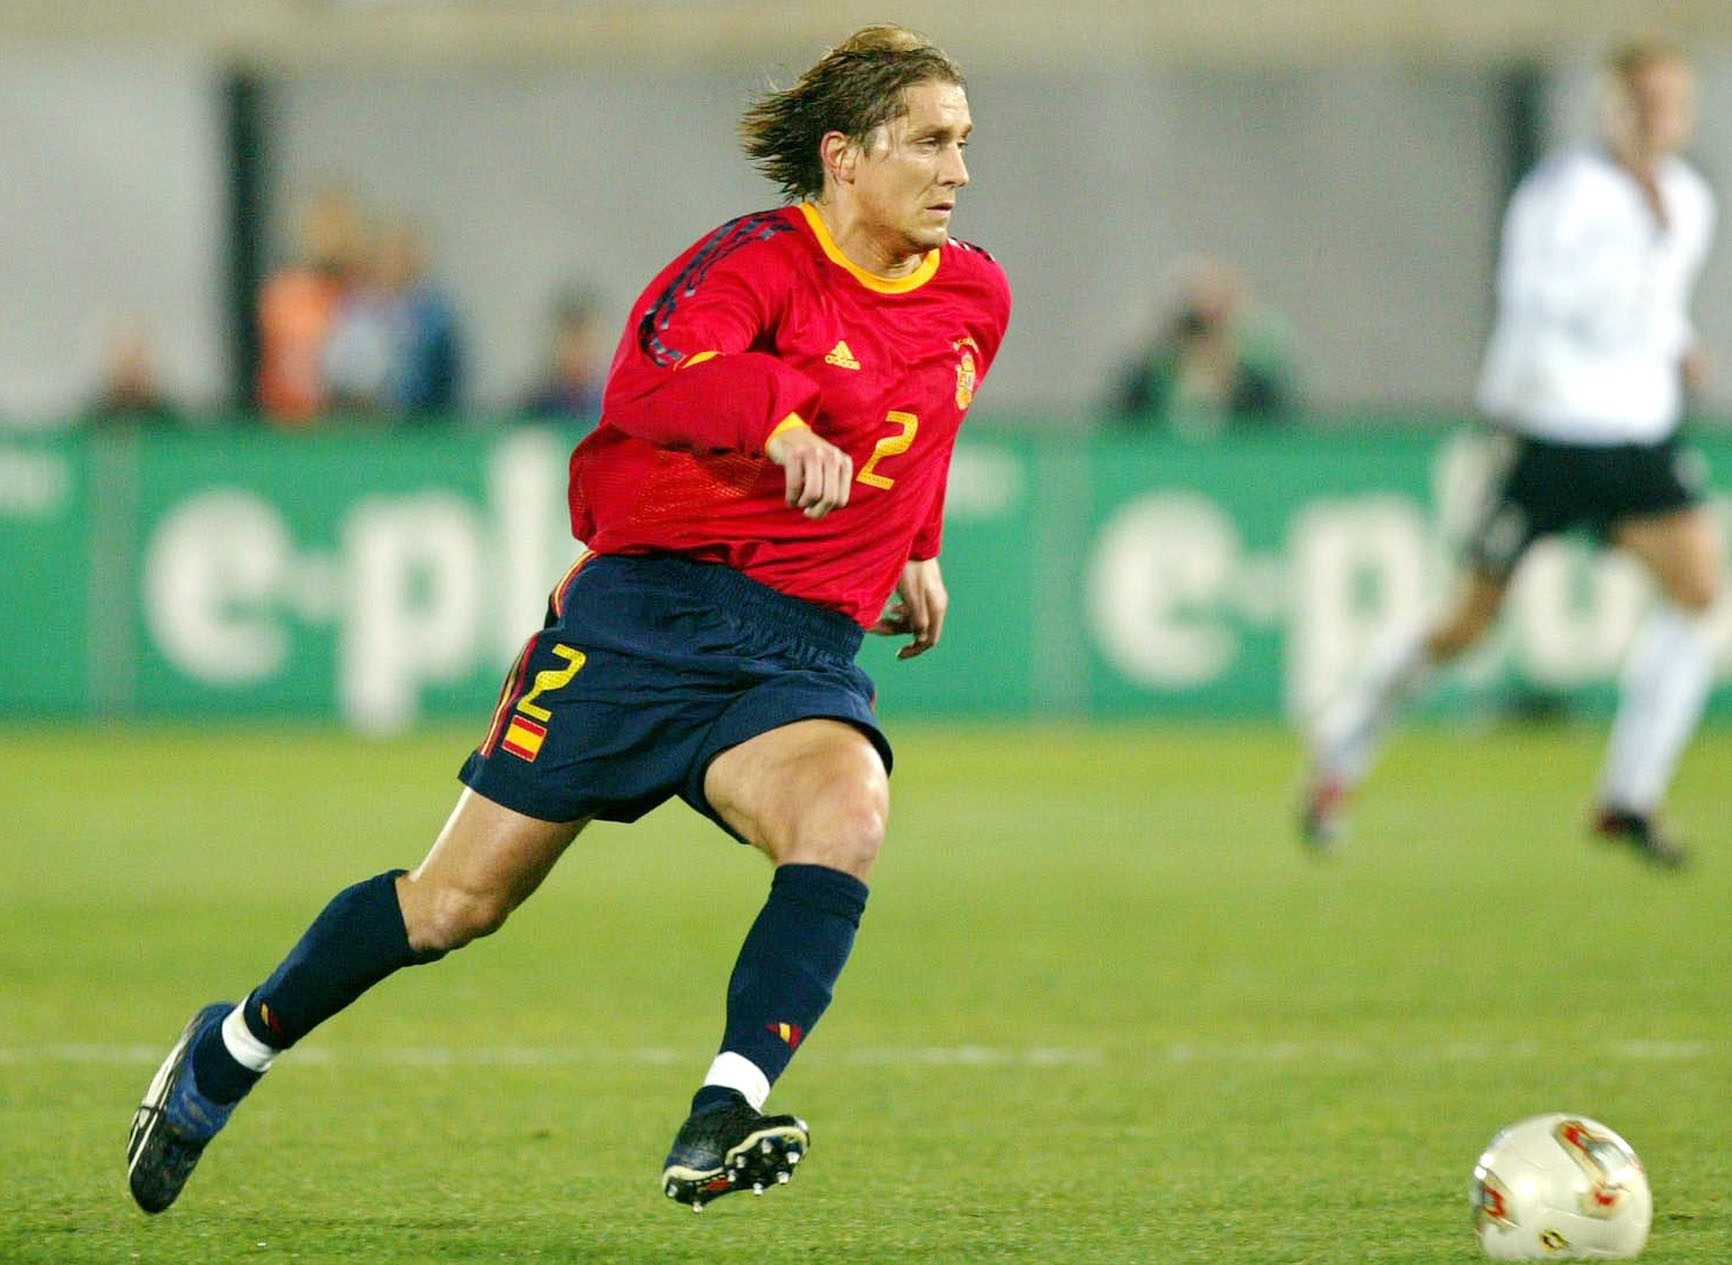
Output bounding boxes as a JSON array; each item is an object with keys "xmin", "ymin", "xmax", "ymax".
[
  {"xmin": 1077, "ymin": 432, "xmax": 1463, "ymax": 719},
  {"xmin": 0, "ymin": 432, "xmax": 89, "ymax": 712},
  {"xmin": 118, "ymin": 427, "xmax": 579, "ymax": 729},
  {"xmin": 2, "ymin": 425, "xmax": 1728, "ymax": 726}
]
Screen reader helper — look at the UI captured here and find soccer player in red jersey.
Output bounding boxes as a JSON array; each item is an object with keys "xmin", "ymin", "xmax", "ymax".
[{"xmin": 129, "ymin": 25, "xmax": 1011, "ymax": 1214}]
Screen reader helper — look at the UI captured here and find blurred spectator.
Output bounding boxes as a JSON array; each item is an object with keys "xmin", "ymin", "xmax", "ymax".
[
  {"xmin": 257, "ymin": 186, "xmax": 365, "ymax": 427},
  {"xmin": 516, "ymin": 286, "xmax": 607, "ymax": 424},
  {"xmin": 84, "ymin": 316, "xmax": 181, "ymax": 427},
  {"xmin": 323, "ymin": 216, "xmax": 465, "ymax": 421},
  {"xmin": 1109, "ymin": 257, "xmax": 1296, "ymax": 437}
]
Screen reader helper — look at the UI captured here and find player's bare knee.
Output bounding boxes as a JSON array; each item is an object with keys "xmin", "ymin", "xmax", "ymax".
[
  {"xmin": 776, "ymin": 786, "xmax": 886, "ymax": 877},
  {"xmin": 404, "ymin": 882, "xmax": 513, "ymax": 952},
  {"xmin": 828, "ymin": 797, "xmax": 888, "ymax": 875}
]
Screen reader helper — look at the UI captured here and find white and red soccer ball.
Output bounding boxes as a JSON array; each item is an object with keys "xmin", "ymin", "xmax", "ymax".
[{"xmin": 1472, "ymin": 1113, "xmax": 1652, "ymax": 1260}]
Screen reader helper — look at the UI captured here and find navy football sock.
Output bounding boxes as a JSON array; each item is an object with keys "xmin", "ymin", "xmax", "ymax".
[
  {"xmin": 704, "ymin": 863, "xmax": 869, "ymax": 1108},
  {"xmin": 190, "ymin": 1018, "xmax": 261, "ymax": 1106},
  {"xmin": 242, "ymin": 869, "xmax": 443, "ymax": 1053}
]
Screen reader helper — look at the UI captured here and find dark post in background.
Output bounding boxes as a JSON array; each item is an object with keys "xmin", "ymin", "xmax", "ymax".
[{"xmin": 222, "ymin": 70, "xmax": 270, "ymax": 417}]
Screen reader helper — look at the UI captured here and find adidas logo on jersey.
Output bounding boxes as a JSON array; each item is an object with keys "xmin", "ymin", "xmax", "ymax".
[{"xmin": 824, "ymin": 340, "xmax": 861, "ymax": 370}]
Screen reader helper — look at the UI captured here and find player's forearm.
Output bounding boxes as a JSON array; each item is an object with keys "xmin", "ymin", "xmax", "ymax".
[{"xmin": 604, "ymin": 354, "xmax": 822, "ymax": 454}]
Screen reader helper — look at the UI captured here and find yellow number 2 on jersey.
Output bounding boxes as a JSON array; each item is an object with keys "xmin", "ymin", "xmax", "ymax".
[{"xmin": 856, "ymin": 411, "xmax": 919, "ymax": 490}]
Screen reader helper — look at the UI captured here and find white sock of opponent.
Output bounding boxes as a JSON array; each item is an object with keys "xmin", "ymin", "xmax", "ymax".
[
  {"xmin": 1310, "ymin": 623, "xmax": 1433, "ymax": 788},
  {"xmin": 1599, "ymin": 603, "xmax": 1715, "ymax": 815}
]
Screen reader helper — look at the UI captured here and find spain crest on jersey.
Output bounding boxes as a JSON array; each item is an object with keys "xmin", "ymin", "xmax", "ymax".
[{"xmin": 953, "ymin": 336, "xmax": 980, "ymax": 409}]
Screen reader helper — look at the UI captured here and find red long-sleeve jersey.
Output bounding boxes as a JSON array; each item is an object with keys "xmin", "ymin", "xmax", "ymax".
[{"xmin": 568, "ymin": 202, "xmax": 1012, "ymax": 628}]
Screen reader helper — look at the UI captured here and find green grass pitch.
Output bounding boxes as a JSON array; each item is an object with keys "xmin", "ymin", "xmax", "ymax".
[{"xmin": 2, "ymin": 720, "xmax": 1728, "ymax": 1263}]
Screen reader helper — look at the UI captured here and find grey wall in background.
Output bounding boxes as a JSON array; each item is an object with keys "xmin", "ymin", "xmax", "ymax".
[
  {"xmin": 271, "ymin": 64, "xmax": 1506, "ymax": 419},
  {"xmin": 0, "ymin": 54, "xmax": 226, "ymax": 420},
  {"xmin": 4, "ymin": 53, "xmax": 1730, "ymax": 423}
]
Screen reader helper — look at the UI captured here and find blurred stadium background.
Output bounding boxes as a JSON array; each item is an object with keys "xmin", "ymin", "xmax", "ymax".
[
  {"xmin": 4, "ymin": 1, "xmax": 1732, "ymax": 729},
  {"xmin": 5, "ymin": 5, "xmax": 1732, "ymax": 1263}
]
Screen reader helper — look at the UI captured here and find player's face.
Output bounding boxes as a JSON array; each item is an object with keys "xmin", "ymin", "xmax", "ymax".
[
  {"xmin": 854, "ymin": 80, "xmax": 972, "ymax": 260},
  {"xmin": 1611, "ymin": 58, "xmax": 1696, "ymax": 161}
]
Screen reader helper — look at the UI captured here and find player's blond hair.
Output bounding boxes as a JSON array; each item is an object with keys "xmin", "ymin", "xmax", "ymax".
[{"xmin": 740, "ymin": 25, "xmax": 965, "ymax": 201}]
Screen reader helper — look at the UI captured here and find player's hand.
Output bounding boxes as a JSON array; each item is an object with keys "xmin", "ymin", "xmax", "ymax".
[
  {"xmin": 766, "ymin": 422, "xmax": 853, "ymax": 520},
  {"xmin": 871, "ymin": 558, "xmax": 948, "ymax": 659}
]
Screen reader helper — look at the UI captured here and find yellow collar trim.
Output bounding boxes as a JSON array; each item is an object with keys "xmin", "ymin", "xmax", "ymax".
[{"xmin": 798, "ymin": 202, "xmax": 941, "ymax": 293}]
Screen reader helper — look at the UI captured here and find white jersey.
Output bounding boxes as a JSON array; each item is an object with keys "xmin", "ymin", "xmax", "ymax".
[{"xmin": 1476, "ymin": 146, "xmax": 1715, "ymax": 445}]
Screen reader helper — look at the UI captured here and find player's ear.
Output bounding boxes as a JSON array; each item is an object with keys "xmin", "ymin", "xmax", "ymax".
[{"xmin": 819, "ymin": 130, "xmax": 857, "ymax": 187}]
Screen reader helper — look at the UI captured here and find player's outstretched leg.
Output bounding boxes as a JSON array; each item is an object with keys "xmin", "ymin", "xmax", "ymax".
[
  {"xmin": 1301, "ymin": 625, "xmax": 1432, "ymax": 850},
  {"xmin": 1595, "ymin": 510, "xmax": 1720, "ymax": 870},
  {"xmin": 127, "ymin": 869, "xmax": 443, "ymax": 1213},
  {"xmin": 662, "ymin": 1091, "xmax": 811, "ymax": 1212},
  {"xmin": 1594, "ymin": 603, "xmax": 1714, "ymax": 870},
  {"xmin": 1301, "ymin": 571, "xmax": 1507, "ymax": 851}
]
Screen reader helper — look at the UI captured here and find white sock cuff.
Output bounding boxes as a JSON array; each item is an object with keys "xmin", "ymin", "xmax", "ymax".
[
  {"xmin": 703, "ymin": 1051, "xmax": 770, "ymax": 1112},
  {"xmin": 1600, "ymin": 601, "xmax": 1717, "ymax": 813},
  {"xmin": 222, "ymin": 1004, "xmax": 280, "ymax": 1073}
]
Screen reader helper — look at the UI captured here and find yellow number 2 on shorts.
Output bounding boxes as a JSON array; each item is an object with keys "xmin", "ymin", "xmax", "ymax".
[{"xmin": 516, "ymin": 645, "xmax": 587, "ymax": 722}]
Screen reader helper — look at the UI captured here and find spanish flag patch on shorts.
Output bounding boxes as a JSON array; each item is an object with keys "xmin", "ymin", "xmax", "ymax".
[{"xmin": 501, "ymin": 715, "xmax": 548, "ymax": 762}]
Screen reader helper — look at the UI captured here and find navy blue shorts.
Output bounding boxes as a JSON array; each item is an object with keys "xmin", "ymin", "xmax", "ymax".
[{"xmin": 459, "ymin": 553, "xmax": 891, "ymax": 836}]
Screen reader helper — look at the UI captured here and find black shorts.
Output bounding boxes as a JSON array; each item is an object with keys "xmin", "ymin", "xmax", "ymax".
[
  {"xmin": 1464, "ymin": 432, "xmax": 1705, "ymax": 578},
  {"xmin": 459, "ymin": 553, "xmax": 890, "ymax": 836}
]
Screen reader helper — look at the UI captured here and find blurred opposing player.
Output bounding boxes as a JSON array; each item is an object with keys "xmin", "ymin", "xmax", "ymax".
[
  {"xmin": 1303, "ymin": 41, "xmax": 1719, "ymax": 866},
  {"xmin": 129, "ymin": 25, "xmax": 1010, "ymax": 1214}
]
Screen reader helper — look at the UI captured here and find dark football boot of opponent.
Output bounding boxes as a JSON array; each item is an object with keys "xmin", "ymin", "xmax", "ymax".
[
  {"xmin": 127, "ymin": 1003, "xmax": 243, "ymax": 1213},
  {"xmin": 1594, "ymin": 807, "xmax": 1688, "ymax": 870},
  {"xmin": 661, "ymin": 1090, "xmax": 809, "ymax": 1212},
  {"xmin": 1299, "ymin": 774, "xmax": 1351, "ymax": 852}
]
